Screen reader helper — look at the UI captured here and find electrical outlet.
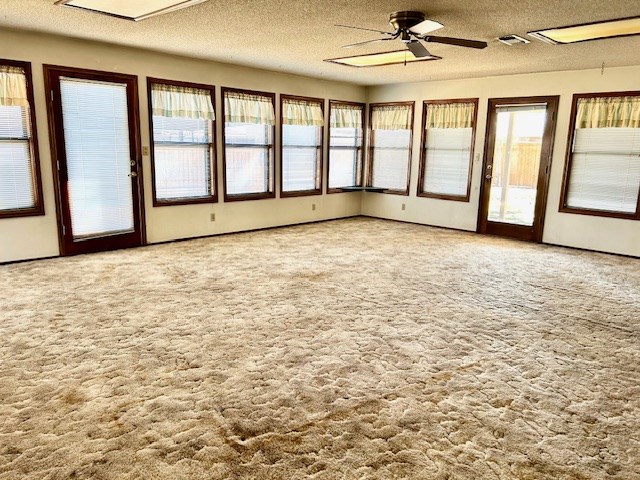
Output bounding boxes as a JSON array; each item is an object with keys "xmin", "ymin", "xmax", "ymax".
[
  {"xmin": 312, "ymin": 203, "xmax": 316, "ymax": 211},
  {"xmin": 142, "ymin": 146, "xmax": 150, "ymax": 156},
  {"xmin": 401, "ymin": 203, "xmax": 406, "ymax": 211},
  {"xmin": 210, "ymin": 213, "xmax": 215, "ymax": 222}
]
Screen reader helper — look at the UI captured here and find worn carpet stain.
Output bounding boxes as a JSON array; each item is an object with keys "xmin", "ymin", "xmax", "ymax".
[{"xmin": 0, "ymin": 217, "xmax": 638, "ymax": 479}]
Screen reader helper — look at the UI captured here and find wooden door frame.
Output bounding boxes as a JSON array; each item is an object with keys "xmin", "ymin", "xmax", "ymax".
[
  {"xmin": 477, "ymin": 95, "xmax": 559, "ymax": 243},
  {"xmin": 44, "ymin": 65, "xmax": 146, "ymax": 256}
]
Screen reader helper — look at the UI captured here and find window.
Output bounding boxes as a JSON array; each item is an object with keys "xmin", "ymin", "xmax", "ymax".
[
  {"xmin": 561, "ymin": 92, "xmax": 640, "ymax": 219},
  {"xmin": 280, "ymin": 95, "xmax": 324, "ymax": 196},
  {"xmin": 149, "ymin": 79, "xmax": 216, "ymax": 205},
  {"xmin": 418, "ymin": 99, "xmax": 478, "ymax": 201},
  {"xmin": 367, "ymin": 102, "xmax": 414, "ymax": 194},
  {"xmin": 222, "ymin": 88, "xmax": 275, "ymax": 201},
  {"xmin": 328, "ymin": 101, "xmax": 364, "ymax": 192},
  {"xmin": 0, "ymin": 60, "xmax": 43, "ymax": 218}
]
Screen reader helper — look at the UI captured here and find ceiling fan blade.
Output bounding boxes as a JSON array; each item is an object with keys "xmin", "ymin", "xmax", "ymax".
[
  {"xmin": 406, "ymin": 40, "xmax": 431, "ymax": 58},
  {"xmin": 423, "ymin": 35, "xmax": 488, "ymax": 49},
  {"xmin": 335, "ymin": 24, "xmax": 395, "ymax": 36},
  {"xmin": 341, "ymin": 37, "xmax": 393, "ymax": 48},
  {"xmin": 409, "ymin": 19, "xmax": 444, "ymax": 35}
]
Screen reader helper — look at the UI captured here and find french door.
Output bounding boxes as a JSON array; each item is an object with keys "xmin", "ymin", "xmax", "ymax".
[
  {"xmin": 45, "ymin": 66, "xmax": 145, "ymax": 255},
  {"xmin": 478, "ymin": 96, "xmax": 559, "ymax": 242}
]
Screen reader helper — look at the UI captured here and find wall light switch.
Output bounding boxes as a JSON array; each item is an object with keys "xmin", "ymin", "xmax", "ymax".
[
  {"xmin": 210, "ymin": 213, "xmax": 215, "ymax": 222},
  {"xmin": 401, "ymin": 203, "xmax": 406, "ymax": 211}
]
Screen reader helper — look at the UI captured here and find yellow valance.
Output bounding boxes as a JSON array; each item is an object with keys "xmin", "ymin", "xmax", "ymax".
[
  {"xmin": 0, "ymin": 66, "xmax": 28, "ymax": 108},
  {"xmin": 576, "ymin": 96, "xmax": 640, "ymax": 129},
  {"xmin": 282, "ymin": 98, "xmax": 324, "ymax": 126},
  {"xmin": 371, "ymin": 104, "xmax": 412, "ymax": 130},
  {"xmin": 425, "ymin": 102, "xmax": 475, "ymax": 129},
  {"xmin": 151, "ymin": 83, "xmax": 214, "ymax": 120},
  {"xmin": 225, "ymin": 91, "xmax": 275, "ymax": 125}
]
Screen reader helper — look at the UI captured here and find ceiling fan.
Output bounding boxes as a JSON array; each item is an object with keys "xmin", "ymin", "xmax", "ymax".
[{"xmin": 337, "ymin": 11, "xmax": 488, "ymax": 58}]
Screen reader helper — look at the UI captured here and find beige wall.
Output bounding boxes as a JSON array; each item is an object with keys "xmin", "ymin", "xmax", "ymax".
[
  {"xmin": 0, "ymin": 29, "xmax": 365, "ymax": 263},
  {"xmin": 364, "ymin": 65, "xmax": 640, "ymax": 257}
]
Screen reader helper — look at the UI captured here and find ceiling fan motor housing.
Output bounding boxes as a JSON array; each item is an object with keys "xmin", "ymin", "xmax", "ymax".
[{"xmin": 389, "ymin": 11, "xmax": 426, "ymax": 31}]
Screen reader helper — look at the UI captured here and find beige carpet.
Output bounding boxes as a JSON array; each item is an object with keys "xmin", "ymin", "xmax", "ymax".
[{"xmin": 0, "ymin": 217, "xmax": 638, "ymax": 479}]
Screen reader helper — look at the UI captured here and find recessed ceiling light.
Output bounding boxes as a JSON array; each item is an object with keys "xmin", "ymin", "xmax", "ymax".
[
  {"xmin": 325, "ymin": 50, "xmax": 441, "ymax": 67},
  {"xmin": 528, "ymin": 16, "xmax": 640, "ymax": 44},
  {"xmin": 55, "ymin": 0, "xmax": 209, "ymax": 21}
]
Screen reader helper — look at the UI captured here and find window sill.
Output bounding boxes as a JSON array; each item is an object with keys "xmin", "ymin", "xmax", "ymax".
[
  {"xmin": 224, "ymin": 191, "xmax": 276, "ymax": 202},
  {"xmin": 280, "ymin": 189, "xmax": 322, "ymax": 198},
  {"xmin": 153, "ymin": 196, "xmax": 218, "ymax": 207},
  {"xmin": 417, "ymin": 192, "xmax": 470, "ymax": 202},
  {"xmin": 559, "ymin": 205, "xmax": 639, "ymax": 220},
  {"xmin": 0, "ymin": 206, "xmax": 45, "ymax": 220},
  {"xmin": 366, "ymin": 188, "xmax": 409, "ymax": 196}
]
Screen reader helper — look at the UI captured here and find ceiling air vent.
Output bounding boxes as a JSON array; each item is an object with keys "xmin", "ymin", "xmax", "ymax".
[{"xmin": 497, "ymin": 35, "xmax": 530, "ymax": 46}]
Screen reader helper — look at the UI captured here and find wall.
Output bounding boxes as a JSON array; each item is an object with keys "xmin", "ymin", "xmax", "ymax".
[
  {"xmin": 0, "ymin": 29, "xmax": 365, "ymax": 263},
  {"xmin": 364, "ymin": 65, "xmax": 640, "ymax": 257}
]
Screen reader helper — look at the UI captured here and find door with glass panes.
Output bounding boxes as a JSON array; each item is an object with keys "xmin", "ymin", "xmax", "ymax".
[
  {"xmin": 45, "ymin": 66, "xmax": 144, "ymax": 255},
  {"xmin": 478, "ymin": 96, "xmax": 559, "ymax": 242}
]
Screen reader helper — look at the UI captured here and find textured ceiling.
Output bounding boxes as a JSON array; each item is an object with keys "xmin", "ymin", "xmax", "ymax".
[{"xmin": 2, "ymin": 0, "xmax": 640, "ymax": 85}]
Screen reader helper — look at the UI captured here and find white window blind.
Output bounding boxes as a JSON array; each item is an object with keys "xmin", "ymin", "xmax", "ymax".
[
  {"xmin": 0, "ymin": 104, "xmax": 35, "ymax": 212},
  {"xmin": 423, "ymin": 127, "xmax": 473, "ymax": 196},
  {"xmin": 328, "ymin": 103, "xmax": 363, "ymax": 189},
  {"xmin": 60, "ymin": 77, "xmax": 134, "ymax": 239},
  {"xmin": 0, "ymin": 66, "xmax": 36, "ymax": 213},
  {"xmin": 151, "ymin": 83, "xmax": 215, "ymax": 202},
  {"xmin": 282, "ymin": 124, "xmax": 321, "ymax": 192},
  {"xmin": 370, "ymin": 128, "xmax": 412, "ymax": 190},
  {"xmin": 223, "ymin": 91, "xmax": 274, "ymax": 197},
  {"xmin": 567, "ymin": 127, "xmax": 640, "ymax": 213}
]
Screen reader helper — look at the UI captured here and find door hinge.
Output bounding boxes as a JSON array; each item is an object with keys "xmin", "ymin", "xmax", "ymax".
[
  {"xmin": 56, "ymin": 160, "xmax": 60, "ymax": 171},
  {"xmin": 62, "ymin": 225, "xmax": 66, "ymax": 235},
  {"xmin": 50, "ymin": 90, "xmax": 54, "ymax": 102}
]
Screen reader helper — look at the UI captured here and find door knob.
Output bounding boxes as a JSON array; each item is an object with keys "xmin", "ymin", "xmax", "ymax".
[
  {"xmin": 129, "ymin": 171, "xmax": 138, "ymax": 177},
  {"xmin": 485, "ymin": 174, "xmax": 492, "ymax": 180}
]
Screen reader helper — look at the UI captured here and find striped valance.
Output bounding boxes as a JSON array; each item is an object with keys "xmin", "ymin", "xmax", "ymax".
[
  {"xmin": 371, "ymin": 104, "xmax": 412, "ymax": 130},
  {"xmin": 0, "ymin": 66, "xmax": 28, "ymax": 108},
  {"xmin": 330, "ymin": 103, "xmax": 363, "ymax": 129},
  {"xmin": 225, "ymin": 91, "xmax": 275, "ymax": 125},
  {"xmin": 282, "ymin": 98, "xmax": 323, "ymax": 126},
  {"xmin": 426, "ymin": 102, "xmax": 475, "ymax": 129},
  {"xmin": 151, "ymin": 83, "xmax": 214, "ymax": 120},
  {"xmin": 576, "ymin": 96, "xmax": 640, "ymax": 129}
]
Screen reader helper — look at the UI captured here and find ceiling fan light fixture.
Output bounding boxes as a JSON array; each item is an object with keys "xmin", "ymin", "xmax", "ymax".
[
  {"xmin": 528, "ymin": 16, "xmax": 640, "ymax": 44},
  {"xmin": 55, "ymin": 0, "xmax": 209, "ymax": 21},
  {"xmin": 325, "ymin": 50, "xmax": 441, "ymax": 67}
]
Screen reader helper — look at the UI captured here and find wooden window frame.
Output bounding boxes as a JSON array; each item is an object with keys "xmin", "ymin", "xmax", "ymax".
[
  {"xmin": 327, "ymin": 100, "xmax": 365, "ymax": 194},
  {"xmin": 221, "ymin": 87, "xmax": 276, "ymax": 202},
  {"xmin": 417, "ymin": 98, "xmax": 479, "ymax": 202},
  {"xmin": 366, "ymin": 101, "xmax": 415, "ymax": 196},
  {"xmin": 559, "ymin": 90, "xmax": 640, "ymax": 220},
  {"xmin": 279, "ymin": 94, "xmax": 324, "ymax": 198},
  {"xmin": 147, "ymin": 77, "xmax": 217, "ymax": 207},
  {"xmin": 0, "ymin": 58, "xmax": 44, "ymax": 219}
]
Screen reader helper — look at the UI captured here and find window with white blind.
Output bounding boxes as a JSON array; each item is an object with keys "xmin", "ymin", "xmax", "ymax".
[
  {"xmin": 368, "ymin": 102, "xmax": 414, "ymax": 194},
  {"xmin": 0, "ymin": 61, "xmax": 43, "ymax": 218},
  {"xmin": 281, "ymin": 95, "xmax": 324, "ymax": 196},
  {"xmin": 562, "ymin": 93, "xmax": 640, "ymax": 219},
  {"xmin": 149, "ymin": 79, "xmax": 216, "ymax": 205},
  {"xmin": 419, "ymin": 99, "xmax": 477, "ymax": 201},
  {"xmin": 328, "ymin": 101, "xmax": 364, "ymax": 191},
  {"xmin": 222, "ymin": 88, "xmax": 275, "ymax": 201}
]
